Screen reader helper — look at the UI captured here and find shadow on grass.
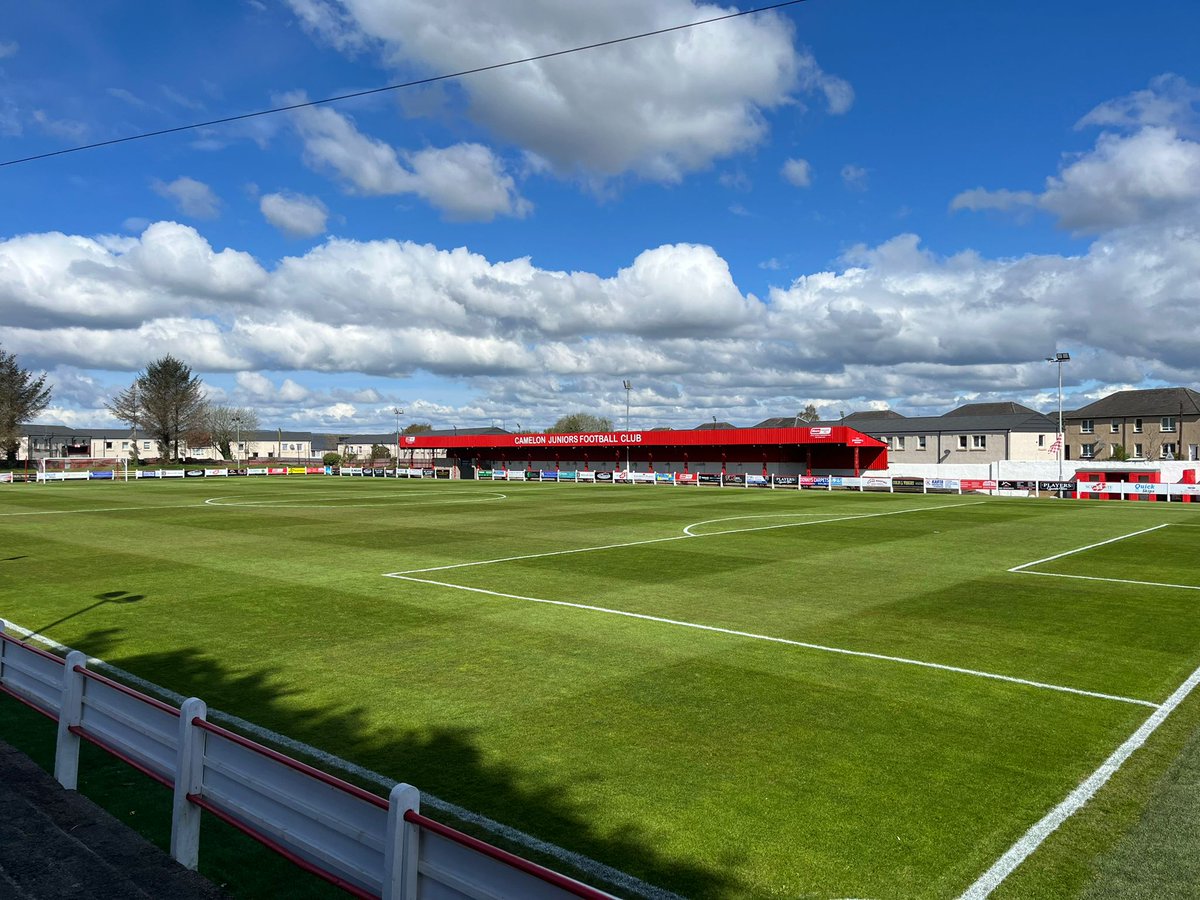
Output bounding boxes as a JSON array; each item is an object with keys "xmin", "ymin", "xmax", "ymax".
[
  {"xmin": 39, "ymin": 626, "xmax": 737, "ymax": 899},
  {"xmin": 21, "ymin": 591, "xmax": 146, "ymax": 644}
]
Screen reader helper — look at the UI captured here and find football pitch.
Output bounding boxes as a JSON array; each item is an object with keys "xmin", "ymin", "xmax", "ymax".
[{"xmin": 3, "ymin": 477, "xmax": 1200, "ymax": 899}]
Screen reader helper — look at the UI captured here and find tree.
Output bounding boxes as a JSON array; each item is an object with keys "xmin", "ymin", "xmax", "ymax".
[
  {"xmin": 107, "ymin": 356, "xmax": 206, "ymax": 461},
  {"xmin": 0, "ymin": 346, "xmax": 53, "ymax": 465},
  {"xmin": 369, "ymin": 444, "xmax": 392, "ymax": 461},
  {"xmin": 204, "ymin": 405, "xmax": 260, "ymax": 459},
  {"xmin": 548, "ymin": 413, "xmax": 614, "ymax": 434},
  {"xmin": 402, "ymin": 423, "xmax": 433, "ymax": 434},
  {"xmin": 797, "ymin": 404, "xmax": 820, "ymax": 424}
]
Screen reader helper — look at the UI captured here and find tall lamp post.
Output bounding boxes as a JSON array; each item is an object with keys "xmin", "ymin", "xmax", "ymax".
[
  {"xmin": 1046, "ymin": 352, "xmax": 1070, "ymax": 482},
  {"xmin": 622, "ymin": 380, "xmax": 632, "ymax": 473},
  {"xmin": 231, "ymin": 413, "xmax": 243, "ymax": 463},
  {"xmin": 392, "ymin": 407, "xmax": 403, "ymax": 472}
]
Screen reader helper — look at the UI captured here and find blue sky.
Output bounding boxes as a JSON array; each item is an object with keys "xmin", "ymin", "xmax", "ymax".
[{"xmin": 2, "ymin": 0, "xmax": 1199, "ymax": 432}]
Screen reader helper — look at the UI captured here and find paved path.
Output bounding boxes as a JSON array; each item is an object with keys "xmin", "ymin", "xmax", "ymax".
[{"xmin": 0, "ymin": 738, "xmax": 226, "ymax": 899}]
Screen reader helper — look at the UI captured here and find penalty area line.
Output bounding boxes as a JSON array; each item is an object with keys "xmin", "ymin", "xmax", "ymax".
[
  {"xmin": 387, "ymin": 499, "xmax": 986, "ymax": 577},
  {"xmin": 960, "ymin": 661, "xmax": 1200, "ymax": 899},
  {"xmin": 1008, "ymin": 524, "xmax": 1170, "ymax": 573},
  {"xmin": 389, "ymin": 574, "xmax": 1159, "ymax": 710}
]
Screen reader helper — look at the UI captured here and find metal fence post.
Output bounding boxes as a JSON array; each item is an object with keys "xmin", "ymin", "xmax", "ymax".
[
  {"xmin": 171, "ymin": 697, "xmax": 207, "ymax": 869},
  {"xmin": 384, "ymin": 783, "xmax": 421, "ymax": 900},
  {"xmin": 54, "ymin": 650, "xmax": 87, "ymax": 789}
]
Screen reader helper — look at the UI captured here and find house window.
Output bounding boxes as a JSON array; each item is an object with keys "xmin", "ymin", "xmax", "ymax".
[
  {"xmin": 1161, "ymin": 416, "xmax": 1177, "ymax": 432},
  {"xmin": 1134, "ymin": 443, "xmax": 1144, "ymax": 458},
  {"xmin": 1111, "ymin": 443, "xmax": 1122, "ymax": 456},
  {"xmin": 957, "ymin": 435, "xmax": 968, "ymax": 450},
  {"xmin": 889, "ymin": 436, "xmax": 905, "ymax": 451},
  {"xmin": 142, "ymin": 441, "xmax": 151, "ymax": 450},
  {"xmin": 1080, "ymin": 419, "xmax": 1094, "ymax": 433},
  {"xmin": 916, "ymin": 436, "xmax": 927, "ymax": 451},
  {"xmin": 1161, "ymin": 442, "xmax": 1178, "ymax": 460},
  {"xmin": 1133, "ymin": 418, "xmax": 1143, "ymax": 433},
  {"xmin": 1110, "ymin": 420, "xmax": 1120, "ymax": 433},
  {"xmin": 104, "ymin": 441, "xmax": 113, "ymax": 450},
  {"xmin": 971, "ymin": 435, "xmax": 987, "ymax": 450},
  {"xmin": 1190, "ymin": 444, "xmax": 1199, "ymax": 461},
  {"xmin": 1080, "ymin": 443, "xmax": 1095, "ymax": 459},
  {"xmin": 1037, "ymin": 434, "xmax": 1046, "ymax": 447}
]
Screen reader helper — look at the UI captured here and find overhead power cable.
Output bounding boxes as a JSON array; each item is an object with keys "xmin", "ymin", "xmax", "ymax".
[{"xmin": 0, "ymin": 0, "xmax": 809, "ymax": 169}]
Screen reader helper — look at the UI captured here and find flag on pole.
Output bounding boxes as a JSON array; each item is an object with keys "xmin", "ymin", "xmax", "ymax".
[{"xmin": 1048, "ymin": 434, "xmax": 1063, "ymax": 454}]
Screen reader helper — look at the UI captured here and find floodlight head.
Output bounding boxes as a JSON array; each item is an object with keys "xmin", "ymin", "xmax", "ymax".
[
  {"xmin": 622, "ymin": 380, "xmax": 632, "ymax": 391},
  {"xmin": 1055, "ymin": 352, "xmax": 1071, "ymax": 361}
]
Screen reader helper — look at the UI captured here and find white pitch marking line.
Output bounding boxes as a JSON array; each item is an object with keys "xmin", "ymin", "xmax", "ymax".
[
  {"xmin": 0, "ymin": 503, "xmax": 211, "ymax": 518},
  {"xmin": 1012, "ymin": 571, "xmax": 1200, "ymax": 591},
  {"xmin": 391, "ymin": 574, "xmax": 1159, "ymax": 709},
  {"xmin": 960, "ymin": 660, "xmax": 1200, "ymax": 899},
  {"xmin": 387, "ymin": 500, "xmax": 985, "ymax": 576},
  {"xmin": 1008, "ymin": 524, "xmax": 1170, "ymax": 573},
  {"xmin": 203, "ymin": 490, "xmax": 507, "ymax": 508},
  {"xmin": 1, "ymin": 620, "xmax": 681, "ymax": 900}
]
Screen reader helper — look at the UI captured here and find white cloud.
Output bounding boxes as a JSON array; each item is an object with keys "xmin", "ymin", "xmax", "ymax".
[
  {"xmin": 4, "ymin": 201, "xmax": 1200, "ymax": 424},
  {"xmin": 152, "ymin": 176, "xmax": 222, "ymax": 219},
  {"xmin": 286, "ymin": 97, "xmax": 529, "ymax": 220},
  {"xmin": 1040, "ymin": 127, "xmax": 1200, "ymax": 230},
  {"xmin": 953, "ymin": 76, "xmax": 1200, "ymax": 233},
  {"xmin": 840, "ymin": 164, "xmax": 868, "ymax": 191},
  {"xmin": 0, "ymin": 98, "xmax": 20, "ymax": 137},
  {"xmin": 31, "ymin": 110, "xmax": 87, "ymax": 140},
  {"xmin": 1077, "ymin": 73, "xmax": 1200, "ymax": 136},
  {"xmin": 781, "ymin": 158, "xmax": 812, "ymax": 188},
  {"xmin": 107, "ymin": 87, "xmax": 150, "ymax": 109},
  {"xmin": 285, "ymin": 0, "xmax": 850, "ymax": 182},
  {"xmin": 953, "ymin": 126, "xmax": 1200, "ymax": 232},
  {"xmin": 0, "ymin": 40, "xmax": 19, "ymax": 59},
  {"xmin": 405, "ymin": 144, "xmax": 532, "ymax": 222},
  {"xmin": 260, "ymin": 192, "xmax": 329, "ymax": 237}
]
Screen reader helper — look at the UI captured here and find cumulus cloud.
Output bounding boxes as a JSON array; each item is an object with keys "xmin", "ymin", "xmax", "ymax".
[
  {"xmin": 284, "ymin": 0, "xmax": 850, "ymax": 182},
  {"xmin": 781, "ymin": 158, "xmax": 812, "ymax": 188},
  {"xmin": 3, "ymin": 205, "xmax": 1200, "ymax": 427},
  {"xmin": 953, "ymin": 76, "xmax": 1200, "ymax": 233},
  {"xmin": 1077, "ymin": 73, "xmax": 1200, "ymax": 136},
  {"xmin": 260, "ymin": 191, "xmax": 329, "ymax": 237},
  {"xmin": 0, "ymin": 40, "xmax": 18, "ymax": 59},
  {"xmin": 152, "ymin": 176, "xmax": 222, "ymax": 219},
  {"xmin": 285, "ymin": 96, "xmax": 529, "ymax": 220},
  {"xmin": 954, "ymin": 127, "xmax": 1200, "ymax": 232}
]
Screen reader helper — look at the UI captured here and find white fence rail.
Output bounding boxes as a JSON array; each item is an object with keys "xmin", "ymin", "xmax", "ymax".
[{"xmin": 0, "ymin": 625, "xmax": 615, "ymax": 900}]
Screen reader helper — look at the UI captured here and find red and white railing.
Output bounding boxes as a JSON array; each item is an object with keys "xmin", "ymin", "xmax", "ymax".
[{"xmin": 0, "ymin": 625, "xmax": 615, "ymax": 900}]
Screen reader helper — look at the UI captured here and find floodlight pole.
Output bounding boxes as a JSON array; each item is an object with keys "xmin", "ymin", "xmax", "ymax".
[
  {"xmin": 622, "ymin": 380, "xmax": 632, "ymax": 473},
  {"xmin": 392, "ymin": 407, "xmax": 403, "ymax": 473},
  {"xmin": 1046, "ymin": 352, "xmax": 1070, "ymax": 483}
]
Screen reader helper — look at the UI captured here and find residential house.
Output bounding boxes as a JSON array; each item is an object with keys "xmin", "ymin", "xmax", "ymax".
[
  {"xmin": 1063, "ymin": 387, "xmax": 1200, "ymax": 462},
  {"xmin": 757, "ymin": 402, "xmax": 1058, "ymax": 464}
]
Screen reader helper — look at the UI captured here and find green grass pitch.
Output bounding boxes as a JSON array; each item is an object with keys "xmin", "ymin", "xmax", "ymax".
[{"xmin": 3, "ymin": 477, "xmax": 1200, "ymax": 899}]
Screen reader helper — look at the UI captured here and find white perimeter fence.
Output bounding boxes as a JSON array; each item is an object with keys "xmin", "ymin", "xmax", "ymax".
[
  {"xmin": 6, "ymin": 464, "xmax": 1198, "ymax": 501},
  {"xmin": 0, "ymin": 625, "xmax": 616, "ymax": 900}
]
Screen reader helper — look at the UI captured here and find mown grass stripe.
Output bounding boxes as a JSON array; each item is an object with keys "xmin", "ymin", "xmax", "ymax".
[{"xmin": 390, "ymin": 575, "xmax": 1160, "ymax": 709}]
